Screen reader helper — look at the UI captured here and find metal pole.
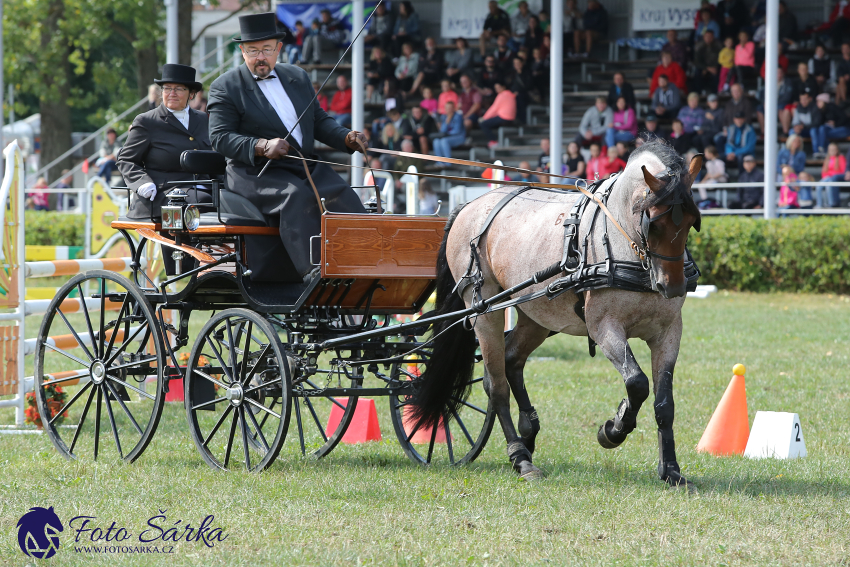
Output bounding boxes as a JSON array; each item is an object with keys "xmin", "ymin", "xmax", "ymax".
[
  {"xmin": 763, "ymin": 0, "xmax": 779, "ymax": 219},
  {"xmin": 350, "ymin": 0, "xmax": 365, "ymax": 188},
  {"xmin": 0, "ymin": 0, "xmax": 5, "ymax": 183},
  {"xmin": 549, "ymin": 0, "xmax": 564, "ymax": 180},
  {"xmin": 165, "ymin": 0, "xmax": 179, "ymax": 64}
]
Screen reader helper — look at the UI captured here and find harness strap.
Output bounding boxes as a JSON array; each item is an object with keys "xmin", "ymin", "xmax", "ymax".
[{"xmin": 295, "ymin": 148, "xmax": 325, "ymax": 214}]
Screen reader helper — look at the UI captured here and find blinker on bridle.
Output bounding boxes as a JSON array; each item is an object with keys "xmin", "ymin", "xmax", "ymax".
[{"xmin": 639, "ymin": 169, "xmax": 688, "ymax": 264}]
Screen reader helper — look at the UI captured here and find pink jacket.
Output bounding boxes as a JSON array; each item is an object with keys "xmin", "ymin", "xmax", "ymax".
[
  {"xmin": 611, "ymin": 108, "xmax": 637, "ymax": 135},
  {"xmin": 823, "ymin": 154, "xmax": 846, "ymax": 178},
  {"xmin": 735, "ymin": 41, "xmax": 755, "ymax": 67},
  {"xmin": 482, "ymin": 90, "xmax": 517, "ymax": 121}
]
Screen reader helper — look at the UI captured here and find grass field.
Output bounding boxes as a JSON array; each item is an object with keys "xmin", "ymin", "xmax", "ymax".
[{"xmin": 1, "ymin": 291, "xmax": 849, "ymax": 566}]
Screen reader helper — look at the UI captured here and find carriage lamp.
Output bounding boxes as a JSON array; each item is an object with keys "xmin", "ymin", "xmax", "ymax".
[{"xmin": 161, "ymin": 189, "xmax": 200, "ymax": 231}]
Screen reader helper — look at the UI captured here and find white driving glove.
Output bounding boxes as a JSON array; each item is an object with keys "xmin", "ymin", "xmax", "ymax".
[{"xmin": 137, "ymin": 182, "xmax": 156, "ymax": 201}]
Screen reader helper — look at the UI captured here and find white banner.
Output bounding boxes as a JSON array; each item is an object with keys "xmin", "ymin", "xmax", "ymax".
[
  {"xmin": 441, "ymin": 0, "xmax": 543, "ymax": 39},
  {"xmin": 632, "ymin": 0, "xmax": 701, "ymax": 31}
]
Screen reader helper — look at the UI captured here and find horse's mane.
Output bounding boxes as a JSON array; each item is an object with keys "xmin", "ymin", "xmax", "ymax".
[{"xmin": 627, "ymin": 138, "xmax": 698, "ymax": 217}]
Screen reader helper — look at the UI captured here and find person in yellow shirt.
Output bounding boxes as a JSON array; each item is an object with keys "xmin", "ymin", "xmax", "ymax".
[{"xmin": 718, "ymin": 36, "xmax": 735, "ymax": 93}]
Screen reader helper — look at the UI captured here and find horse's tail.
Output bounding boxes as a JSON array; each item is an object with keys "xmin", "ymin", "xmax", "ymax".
[{"xmin": 409, "ymin": 205, "xmax": 478, "ymax": 430}]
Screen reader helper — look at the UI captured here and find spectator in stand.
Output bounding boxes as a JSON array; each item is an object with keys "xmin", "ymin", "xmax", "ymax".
[
  {"xmin": 651, "ymin": 75, "xmax": 682, "ymax": 118},
  {"xmin": 329, "ymin": 75, "xmax": 352, "ymax": 127},
  {"xmin": 816, "ymin": 0, "xmax": 850, "ymax": 49},
  {"xmin": 510, "ymin": 1, "xmax": 532, "ymax": 49},
  {"xmin": 381, "ymin": 78, "xmax": 401, "ymax": 114},
  {"xmin": 479, "ymin": 1, "xmax": 512, "ymax": 57},
  {"xmin": 717, "ymin": 36, "xmax": 735, "ymax": 93},
  {"xmin": 808, "ymin": 44, "xmax": 834, "ymax": 92},
  {"xmin": 725, "ymin": 110, "xmax": 756, "ymax": 170},
  {"xmin": 815, "ymin": 141, "xmax": 846, "ymax": 207},
  {"xmin": 778, "ymin": 1, "xmax": 798, "ymax": 47},
  {"xmin": 768, "ymin": 68, "xmax": 798, "ymax": 135},
  {"xmin": 811, "ymin": 93, "xmax": 850, "ymax": 157},
  {"xmin": 365, "ymin": 82, "xmax": 384, "ymax": 105},
  {"xmin": 189, "ymin": 87, "xmax": 207, "ymax": 112},
  {"xmin": 616, "ymin": 141, "xmax": 631, "ymax": 162},
  {"xmin": 480, "ymin": 81, "xmax": 517, "ymax": 148},
  {"xmin": 409, "ymin": 37, "xmax": 445, "ymax": 95},
  {"xmin": 437, "ymin": 79, "xmax": 459, "ymax": 116},
  {"xmin": 393, "ymin": 139, "xmax": 425, "ymax": 173},
  {"xmin": 364, "ymin": 3, "xmax": 394, "ymax": 53},
  {"xmin": 513, "ymin": 160, "xmax": 539, "ymax": 183},
  {"xmin": 523, "ymin": 15, "xmax": 545, "ymax": 51},
  {"xmin": 574, "ymin": 96, "xmax": 613, "ymax": 147},
  {"xmin": 586, "ymin": 142, "xmax": 606, "ymax": 179},
  {"xmin": 313, "ymin": 81, "xmax": 329, "ymax": 111},
  {"xmin": 479, "ymin": 56, "xmax": 505, "ymax": 101},
  {"xmin": 650, "ymin": 51, "xmax": 686, "ymax": 96},
  {"xmin": 732, "ymin": 155, "xmax": 764, "ymax": 209},
  {"xmin": 378, "ymin": 120, "xmax": 403, "ymax": 170},
  {"xmin": 530, "ymin": 47, "xmax": 550, "ymax": 99},
  {"xmin": 446, "ymin": 38, "xmax": 474, "ymax": 82},
  {"xmin": 835, "ymin": 42, "xmax": 850, "ymax": 104},
  {"xmin": 791, "ymin": 88, "xmax": 819, "ymax": 150},
  {"xmin": 433, "ymin": 100, "xmax": 466, "ymax": 161},
  {"xmin": 678, "ymin": 93, "xmax": 705, "ymax": 149},
  {"xmin": 146, "ymin": 84, "xmax": 162, "ymax": 111},
  {"xmin": 392, "ymin": 2, "xmax": 421, "ymax": 56},
  {"xmin": 700, "ymin": 93, "xmax": 725, "ymax": 150},
  {"xmin": 716, "ymin": 0, "xmax": 749, "ymax": 40},
  {"xmin": 661, "ymin": 30, "xmax": 688, "ymax": 70},
  {"xmin": 724, "ymin": 83, "xmax": 753, "ymax": 128},
  {"xmin": 27, "ymin": 177, "xmax": 49, "ymax": 211},
  {"xmin": 694, "ymin": 29, "xmax": 722, "ymax": 94},
  {"xmin": 607, "ymin": 72, "xmax": 636, "ymax": 110},
  {"xmin": 395, "ymin": 42, "xmax": 420, "ymax": 93},
  {"xmin": 605, "ymin": 96, "xmax": 637, "ymax": 148},
  {"xmin": 695, "ymin": 8, "xmax": 720, "ymax": 38},
  {"xmin": 777, "ymin": 133, "xmax": 807, "ymax": 176},
  {"xmin": 564, "ymin": 0, "xmax": 581, "ymax": 57},
  {"xmin": 699, "ymin": 145, "xmax": 727, "ymax": 202},
  {"xmin": 669, "ymin": 119, "xmax": 692, "ymax": 154},
  {"xmin": 494, "ymin": 35, "xmax": 516, "ymax": 74},
  {"xmin": 402, "ymin": 106, "xmax": 438, "ymax": 154},
  {"xmin": 794, "ymin": 61, "xmax": 819, "ymax": 96},
  {"xmin": 458, "ymin": 74, "xmax": 483, "ymax": 132},
  {"xmin": 287, "ymin": 20, "xmax": 306, "ymax": 64},
  {"xmin": 367, "ymin": 46, "xmax": 394, "ymax": 88},
  {"xmin": 540, "ymin": 34, "xmax": 552, "ymax": 59},
  {"xmin": 510, "ymin": 56, "xmax": 532, "ymax": 123},
  {"xmin": 760, "ymin": 42, "xmax": 789, "ymax": 81},
  {"xmin": 573, "ymin": 0, "xmax": 608, "ymax": 58},
  {"xmin": 643, "ymin": 114, "xmax": 666, "ymax": 139},
  {"xmin": 604, "ymin": 146, "xmax": 627, "ymax": 176},
  {"xmin": 778, "ymin": 165, "xmax": 799, "ymax": 209},
  {"xmin": 538, "ymin": 9, "xmax": 550, "ymax": 33},
  {"xmin": 563, "ymin": 141, "xmax": 586, "ymax": 182},
  {"xmin": 734, "ymin": 30, "xmax": 756, "ymax": 90},
  {"xmin": 420, "ymin": 86, "xmax": 438, "ymax": 116},
  {"xmin": 538, "ymin": 137, "xmax": 550, "ymax": 173},
  {"xmin": 302, "ymin": 9, "xmax": 345, "ymax": 64},
  {"xmin": 97, "ymin": 128, "xmax": 122, "ymax": 180}
]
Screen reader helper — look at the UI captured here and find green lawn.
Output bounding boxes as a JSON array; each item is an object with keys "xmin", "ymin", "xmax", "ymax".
[{"xmin": 1, "ymin": 292, "xmax": 849, "ymax": 566}]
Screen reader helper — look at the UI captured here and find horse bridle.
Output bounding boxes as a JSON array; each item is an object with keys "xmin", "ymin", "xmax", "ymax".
[{"xmin": 636, "ymin": 170, "xmax": 690, "ymax": 268}]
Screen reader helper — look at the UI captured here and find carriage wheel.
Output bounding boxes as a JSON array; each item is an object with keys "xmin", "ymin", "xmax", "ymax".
[
  {"xmin": 185, "ymin": 309, "xmax": 291, "ymax": 472},
  {"xmin": 286, "ymin": 343, "xmax": 359, "ymax": 460},
  {"xmin": 34, "ymin": 270, "xmax": 165, "ymax": 463},
  {"xmin": 388, "ymin": 339, "xmax": 496, "ymax": 466}
]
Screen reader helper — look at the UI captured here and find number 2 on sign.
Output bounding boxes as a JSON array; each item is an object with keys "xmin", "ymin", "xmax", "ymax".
[{"xmin": 794, "ymin": 423, "xmax": 801, "ymax": 442}]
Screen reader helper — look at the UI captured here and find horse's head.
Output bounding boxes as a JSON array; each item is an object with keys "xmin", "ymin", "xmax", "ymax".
[{"xmin": 633, "ymin": 153, "xmax": 703, "ymax": 299}]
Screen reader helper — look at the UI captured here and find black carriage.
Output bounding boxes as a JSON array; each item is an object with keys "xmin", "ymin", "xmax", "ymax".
[{"xmin": 32, "ymin": 151, "xmax": 495, "ymax": 471}]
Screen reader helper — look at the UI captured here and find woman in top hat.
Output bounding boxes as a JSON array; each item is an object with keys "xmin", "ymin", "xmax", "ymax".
[{"xmin": 118, "ymin": 63, "xmax": 213, "ymax": 221}]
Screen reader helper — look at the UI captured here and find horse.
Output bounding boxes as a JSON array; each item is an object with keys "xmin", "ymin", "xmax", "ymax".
[{"xmin": 411, "ymin": 140, "xmax": 703, "ymax": 487}]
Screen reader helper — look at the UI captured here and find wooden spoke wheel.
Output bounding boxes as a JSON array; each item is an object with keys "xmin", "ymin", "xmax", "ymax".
[
  {"xmin": 34, "ymin": 271, "xmax": 165, "ymax": 463},
  {"xmin": 388, "ymin": 339, "xmax": 496, "ymax": 466},
  {"xmin": 185, "ymin": 309, "xmax": 291, "ymax": 472}
]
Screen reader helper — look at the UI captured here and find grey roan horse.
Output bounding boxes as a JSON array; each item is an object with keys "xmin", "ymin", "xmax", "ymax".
[{"xmin": 411, "ymin": 140, "xmax": 703, "ymax": 487}]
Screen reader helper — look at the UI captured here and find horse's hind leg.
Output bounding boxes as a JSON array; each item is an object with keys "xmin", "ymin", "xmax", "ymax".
[
  {"xmin": 474, "ymin": 310, "xmax": 544, "ymax": 480},
  {"xmin": 505, "ymin": 310, "xmax": 550, "ymax": 455},
  {"xmin": 593, "ymin": 321, "xmax": 650, "ymax": 449}
]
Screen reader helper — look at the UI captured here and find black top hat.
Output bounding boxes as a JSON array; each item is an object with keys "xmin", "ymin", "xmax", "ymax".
[
  {"xmin": 233, "ymin": 12, "xmax": 288, "ymax": 43},
  {"xmin": 154, "ymin": 64, "xmax": 202, "ymax": 91}
]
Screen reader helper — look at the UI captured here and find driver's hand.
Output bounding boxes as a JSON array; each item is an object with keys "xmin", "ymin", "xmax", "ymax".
[
  {"xmin": 345, "ymin": 130, "xmax": 369, "ymax": 153},
  {"xmin": 263, "ymin": 138, "xmax": 291, "ymax": 159}
]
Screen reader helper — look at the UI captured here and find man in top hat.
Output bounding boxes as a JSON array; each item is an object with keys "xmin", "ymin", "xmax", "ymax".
[
  {"xmin": 208, "ymin": 12, "xmax": 368, "ymax": 280},
  {"xmin": 118, "ymin": 63, "xmax": 212, "ymax": 220}
]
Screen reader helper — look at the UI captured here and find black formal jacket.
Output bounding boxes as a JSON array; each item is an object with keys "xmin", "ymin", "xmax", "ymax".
[
  {"xmin": 117, "ymin": 104, "xmax": 212, "ymax": 219},
  {"xmin": 207, "ymin": 63, "xmax": 351, "ymax": 168}
]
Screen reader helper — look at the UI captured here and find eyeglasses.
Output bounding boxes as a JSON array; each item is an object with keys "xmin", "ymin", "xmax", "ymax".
[
  {"xmin": 162, "ymin": 87, "xmax": 189, "ymax": 94},
  {"xmin": 243, "ymin": 47, "xmax": 277, "ymax": 58}
]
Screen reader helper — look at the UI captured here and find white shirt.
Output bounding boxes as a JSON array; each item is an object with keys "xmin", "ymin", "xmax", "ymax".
[
  {"xmin": 254, "ymin": 72, "xmax": 304, "ymax": 147},
  {"xmin": 167, "ymin": 104, "xmax": 190, "ymax": 130}
]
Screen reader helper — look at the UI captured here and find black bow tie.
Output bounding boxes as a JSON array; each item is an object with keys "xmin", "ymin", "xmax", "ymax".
[{"xmin": 254, "ymin": 74, "xmax": 278, "ymax": 81}]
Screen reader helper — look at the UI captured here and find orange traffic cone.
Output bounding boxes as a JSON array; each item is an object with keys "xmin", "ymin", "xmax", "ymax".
[{"xmin": 696, "ymin": 364, "xmax": 750, "ymax": 455}]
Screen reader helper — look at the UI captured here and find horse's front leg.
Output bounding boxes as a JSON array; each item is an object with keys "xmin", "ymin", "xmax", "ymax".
[
  {"xmin": 647, "ymin": 318, "xmax": 693, "ymax": 489},
  {"xmin": 593, "ymin": 321, "xmax": 651, "ymax": 449}
]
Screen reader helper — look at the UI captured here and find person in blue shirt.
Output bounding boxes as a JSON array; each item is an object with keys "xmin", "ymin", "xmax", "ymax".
[
  {"xmin": 776, "ymin": 133, "xmax": 807, "ymax": 177},
  {"xmin": 725, "ymin": 110, "xmax": 756, "ymax": 170},
  {"xmin": 392, "ymin": 2, "xmax": 421, "ymax": 57},
  {"xmin": 433, "ymin": 100, "xmax": 466, "ymax": 161}
]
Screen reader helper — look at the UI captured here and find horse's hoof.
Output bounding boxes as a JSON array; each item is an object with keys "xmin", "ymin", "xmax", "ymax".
[
  {"xmin": 659, "ymin": 462, "xmax": 696, "ymax": 493},
  {"xmin": 518, "ymin": 463, "xmax": 546, "ymax": 481},
  {"xmin": 596, "ymin": 420, "xmax": 625, "ymax": 449}
]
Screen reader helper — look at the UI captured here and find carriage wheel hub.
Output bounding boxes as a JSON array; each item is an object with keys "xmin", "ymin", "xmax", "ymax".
[
  {"xmin": 91, "ymin": 361, "xmax": 106, "ymax": 384},
  {"xmin": 227, "ymin": 384, "xmax": 243, "ymax": 406}
]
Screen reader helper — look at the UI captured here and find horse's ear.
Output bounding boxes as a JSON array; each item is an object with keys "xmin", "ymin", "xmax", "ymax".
[
  {"xmin": 641, "ymin": 165, "xmax": 665, "ymax": 193},
  {"xmin": 688, "ymin": 153, "xmax": 705, "ymax": 184}
]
